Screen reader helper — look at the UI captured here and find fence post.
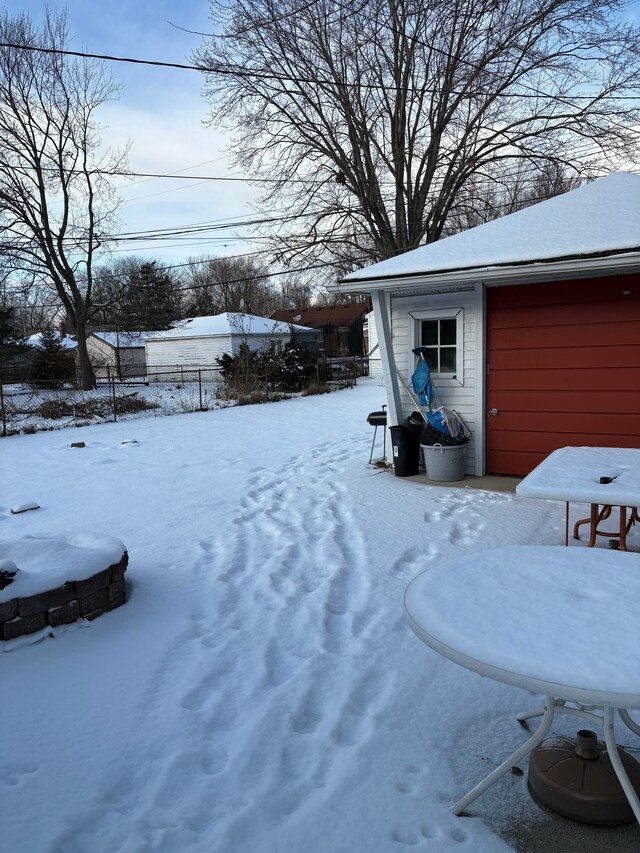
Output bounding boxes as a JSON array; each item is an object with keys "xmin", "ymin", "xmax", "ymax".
[
  {"xmin": 111, "ymin": 374, "xmax": 117, "ymax": 422},
  {"xmin": 0, "ymin": 378, "xmax": 5, "ymax": 437},
  {"xmin": 198, "ymin": 369, "xmax": 203, "ymax": 410}
]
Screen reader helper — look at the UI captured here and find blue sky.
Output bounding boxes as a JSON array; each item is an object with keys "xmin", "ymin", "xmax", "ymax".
[
  {"xmin": 5, "ymin": 0, "xmax": 259, "ymax": 265},
  {"xmin": 4, "ymin": 1, "xmax": 640, "ymax": 267}
]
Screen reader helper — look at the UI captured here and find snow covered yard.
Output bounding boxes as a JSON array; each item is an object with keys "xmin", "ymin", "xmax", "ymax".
[{"xmin": 2, "ymin": 382, "xmax": 638, "ymax": 852}]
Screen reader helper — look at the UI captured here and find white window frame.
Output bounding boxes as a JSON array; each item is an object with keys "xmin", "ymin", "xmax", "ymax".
[{"xmin": 407, "ymin": 307, "xmax": 464, "ymax": 385}]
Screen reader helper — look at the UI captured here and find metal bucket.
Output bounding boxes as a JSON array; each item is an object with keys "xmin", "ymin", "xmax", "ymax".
[{"xmin": 422, "ymin": 442, "xmax": 465, "ymax": 482}]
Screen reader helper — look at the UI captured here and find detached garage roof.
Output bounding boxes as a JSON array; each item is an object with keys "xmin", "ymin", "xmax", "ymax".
[
  {"xmin": 340, "ymin": 172, "xmax": 640, "ymax": 286},
  {"xmin": 144, "ymin": 313, "xmax": 315, "ymax": 341},
  {"xmin": 271, "ymin": 302, "xmax": 370, "ymax": 329},
  {"xmin": 90, "ymin": 331, "xmax": 149, "ymax": 348}
]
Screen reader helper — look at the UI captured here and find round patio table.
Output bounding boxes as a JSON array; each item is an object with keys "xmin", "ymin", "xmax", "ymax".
[{"xmin": 403, "ymin": 545, "xmax": 640, "ymax": 822}]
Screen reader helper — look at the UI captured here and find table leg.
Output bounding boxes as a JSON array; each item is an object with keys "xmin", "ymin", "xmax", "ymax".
[
  {"xmin": 603, "ymin": 706, "xmax": 640, "ymax": 824},
  {"xmin": 573, "ymin": 504, "xmax": 616, "ymax": 548},
  {"xmin": 517, "ymin": 700, "xmax": 603, "ymax": 727},
  {"xmin": 619, "ymin": 708, "xmax": 640, "ymax": 737},
  {"xmin": 618, "ymin": 505, "xmax": 640, "ymax": 552},
  {"xmin": 452, "ymin": 696, "xmax": 555, "ymax": 816},
  {"xmin": 588, "ymin": 504, "xmax": 600, "ymax": 547},
  {"xmin": 620, "ymin": 506, "xmax": 628, "ymax": 551},
  {"xmin": 573, "ymin": 505, "xmax": 600, "ymax": 543}
]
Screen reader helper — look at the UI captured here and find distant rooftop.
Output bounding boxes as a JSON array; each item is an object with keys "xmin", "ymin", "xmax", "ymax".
[
  {"xmin": 90, "ymin": 331, "xmax": 151, "ymax": 348},
  {"xmin": 271, "ymin": 302, "xmax": 370, "ymax": 329},
  {"xmin": 143, "ymin": 313, "xmax": 315, "ymax": 341},
  {"xmin": 25, "ymin": 331, "xmax": 77, "ymax": 350}
]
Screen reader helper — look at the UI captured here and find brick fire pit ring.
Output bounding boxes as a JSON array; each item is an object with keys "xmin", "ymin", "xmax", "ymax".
[{"xmin": 0, "ymin": 533, "xmax": 128, "ymax": 641}]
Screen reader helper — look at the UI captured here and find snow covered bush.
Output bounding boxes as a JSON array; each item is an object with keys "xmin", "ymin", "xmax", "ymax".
[{"xmin": 216, "ymin": 341, "xmax": 330, "ymax": 397}]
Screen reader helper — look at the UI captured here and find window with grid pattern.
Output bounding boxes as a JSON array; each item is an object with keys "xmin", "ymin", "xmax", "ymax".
[{"xmin": 420, "ymin": 318, "xmax": 457, "ymax": 374}]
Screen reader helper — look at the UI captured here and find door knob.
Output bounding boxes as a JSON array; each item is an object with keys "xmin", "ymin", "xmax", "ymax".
[{"xmin": 489, "ymin": 408, "xmax": 499, "ymax": 416}]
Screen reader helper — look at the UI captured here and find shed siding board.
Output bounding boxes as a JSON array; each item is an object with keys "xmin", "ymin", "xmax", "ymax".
[
  {"xmin": 145, "ymin": 331, "xmax": 317, "ymax": 373},
  {"xmin": 146, "ymin": 335, "xmax": 232, "ymax": 369},
  {"xmin": 366, "ymin": 311, "xmax": 383, "ymax": 377},
  {"xmin": 86, "ymin": 337, "xmax": 113, "ymax": 373},
  {"xmin": 87, "ymin": 336, "xmax": 146, "ymax": 377},
  {"xmin": 486, "ymin": 273, "xmax": 640, "ymax": 476},
  {"xmin": 87, "ymin": 337, "xmax": 111, "ymax": 360},
  {"xmin": 390, "ymin": 288, "xmax": 478, "ymax": 474}
]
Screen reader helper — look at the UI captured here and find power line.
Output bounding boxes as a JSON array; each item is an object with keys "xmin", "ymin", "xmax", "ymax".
[
  {"xmin": 113, "ymin": 169, "xmax": 322, "ymax": 184},
  {"xmin": 0, "ymin": 39, "xmax": 638, "ymax": 101},
  {"xmin": 4, "ymin": 160, "xmax": 629, "ymax": 251},
  {"xmin": 7, "ymin": 178, "xmax": 622, "ymax": 300}
]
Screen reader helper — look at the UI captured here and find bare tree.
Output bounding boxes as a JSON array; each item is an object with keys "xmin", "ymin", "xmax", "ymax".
[
  {"xmin": 195, "ymin": 0, "xmax": 640, "ymax": 268},
  {"xmin": 446, "ymin": 161, "xmax": 584, "ymax": 232},
  {"xmin": 0, "ymin": 10, "xmax": 127, "ymax": 388},
  {"xmin": 274, "ymin": 272, "xmax": 319, "ymax": 310},
  {"xmin": 183, "ymin": 255, "xmax": 277, "ymax": 316},
  {"xmin": 1, "ymin": 276, "xmax": 61, "ymax": 334}
]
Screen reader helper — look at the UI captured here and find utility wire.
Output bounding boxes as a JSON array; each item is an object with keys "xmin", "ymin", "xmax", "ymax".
[{"xmin": 0, "ymin": 39, "xmax": 638, "ymax": 100}]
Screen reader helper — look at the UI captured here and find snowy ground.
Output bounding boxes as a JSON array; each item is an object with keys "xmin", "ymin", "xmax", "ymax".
[{"xmin": 2, "ymin": 381, "xmax": 639, "ymax": 853}]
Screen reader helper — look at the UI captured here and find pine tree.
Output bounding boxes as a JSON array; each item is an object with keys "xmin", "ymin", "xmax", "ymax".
[
  {"xmin": 0, "ymin": 306, "xmax": 27, "ymax": 367},
  {"xmin": 32, "ymin": 328, "xmax": 70, "ymax": 387},
  {"xmin": 123, "ymin": 262, "xmax": 182, "ymax": 331}
]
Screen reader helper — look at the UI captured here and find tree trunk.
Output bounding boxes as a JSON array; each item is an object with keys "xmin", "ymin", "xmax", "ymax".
[{"xmin": 74, "ymin": 327, "xmax": 96, "ymax": 390}]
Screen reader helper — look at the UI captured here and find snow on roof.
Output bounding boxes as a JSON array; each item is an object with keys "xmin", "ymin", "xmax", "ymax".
[
  {"xmin": 342, "ymin": 172, "xmax": 640, "ymax": 283},
  {"xmin": 91, "ymin": 331, "xmax": 150, "ymax": 348},
  {"xmin": 143, "ymin": 313, "xmax": 316, "ymax": 341},
  {"xmin": 25, "ymin": 332, "xmax": 77, "ymax": 350}
]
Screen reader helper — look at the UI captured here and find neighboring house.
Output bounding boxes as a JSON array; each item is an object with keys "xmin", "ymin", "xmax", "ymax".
[
  {"xmin": 270, "ymin": 301, "xmax": 370, "ymax": 358},
  {"xmin": 86, "ymin": 331, "xmax": 150, "ymax": 379},
  {"xmin": 332, "ymin": 172, "xmax": 640, "ymax": 477},
  {"xmin": 363, "ymin": 311, "xmax": 383, "ymax": 378},
  {"xmin": 24, "ymin": 330, "xmax": 77, "ymax": 351},
  {"xmin": 144, "ymin": 313, "xmax": 321, "ymax": 379}
]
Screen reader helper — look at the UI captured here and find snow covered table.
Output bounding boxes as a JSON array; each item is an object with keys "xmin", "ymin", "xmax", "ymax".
[
  {"xmin": 516, "ymin": 446, "xmax": 640, "ymax": 550},
  {"xmin": 404, "ymin": 546, "xmax": 640, "ymax": 822}
]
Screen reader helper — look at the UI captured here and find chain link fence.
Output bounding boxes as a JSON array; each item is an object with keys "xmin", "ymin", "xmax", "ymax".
[
  {"xmin": 1, "ymin": 359, "xmax": 369, "ymax": 437},
  {"xmin": 0, "ymin": 369, "xmax": 222, "ymax": 436}
]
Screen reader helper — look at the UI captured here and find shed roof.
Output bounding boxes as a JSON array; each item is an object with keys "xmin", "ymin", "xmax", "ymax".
[
  {"xmin": 90, "ymin": 331, "xmax": 150, "ymax": 348},
  {"xmin": 341, "ymin": 172, "xmax": 640, "ymax": 285},
  {"xmin": 271, "ymin": 302, "xmax": 370, "ymax": 329},
  {"xmin": 143, "ymin": 313, "xmax": 315, "ymax": 341}
]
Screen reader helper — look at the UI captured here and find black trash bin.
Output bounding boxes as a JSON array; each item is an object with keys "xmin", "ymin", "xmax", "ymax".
[
  {"xmin": 404, "ymin": 410, "xmax": 426, "ymax": 434},
  {"xmin": 390, "ymin": 425, "xmax": 421, "ymax": 477}
]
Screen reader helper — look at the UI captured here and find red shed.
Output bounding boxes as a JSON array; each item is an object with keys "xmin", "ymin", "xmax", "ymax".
[{"xmin": 333, "ymin": 173, "xmax": 640, "ymax": 477}]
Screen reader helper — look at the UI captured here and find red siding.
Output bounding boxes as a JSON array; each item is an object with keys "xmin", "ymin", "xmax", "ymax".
[{"xmin": 486, "ymin": 274, "xmax": 640, "ymax": 476}]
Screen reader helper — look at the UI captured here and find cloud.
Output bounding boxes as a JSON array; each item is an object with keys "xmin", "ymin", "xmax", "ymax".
[{"xmin": 99, "ymin": 95, "xmax": 260, "ymax": 262}]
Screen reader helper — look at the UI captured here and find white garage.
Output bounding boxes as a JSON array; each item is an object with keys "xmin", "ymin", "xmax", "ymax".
[{"xmin": 144, "ymin": 313, "xmax": 320, "ymax": 379}]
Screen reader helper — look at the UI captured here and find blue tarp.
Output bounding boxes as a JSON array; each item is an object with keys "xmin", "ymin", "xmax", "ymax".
[
  {"xmin": 411, "ymin": 357, "xmax": 434, "ymax": 408},
  {"xmin": 411, "ymin": 348, "xmax": 465, "ymax": 441}
]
